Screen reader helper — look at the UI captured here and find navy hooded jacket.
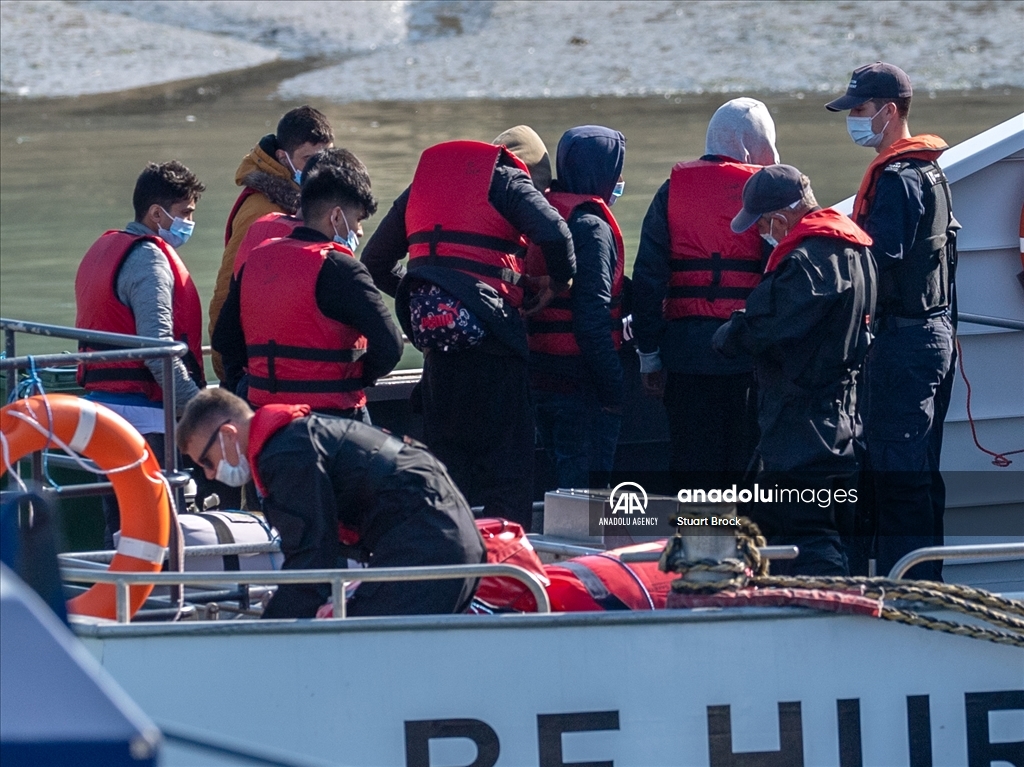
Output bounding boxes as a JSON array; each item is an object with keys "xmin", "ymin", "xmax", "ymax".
[{"xmin": 531, "ymin": 126, "xmax": 626, "ymax": 409}]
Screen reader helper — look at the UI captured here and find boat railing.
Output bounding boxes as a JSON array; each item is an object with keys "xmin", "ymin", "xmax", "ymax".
[
  {"xmin": 887, "ymin": 542, "xmax": 1024, "ymax": 580},
  {"xmin": 955, "ymin": 312, "xmax": 1024, "ymax": 331},
  {"xmin": 60, "ymin": 563, "xmax": 552, "ymax": 624},
  {"xmin": 1, "ymin": 317, "xmax": 191, "ymax": 498}
]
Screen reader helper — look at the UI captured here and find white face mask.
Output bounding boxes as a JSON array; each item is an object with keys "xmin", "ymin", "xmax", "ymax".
[
  {"xmin": 761, "ymin": 215, "xmax": 781, "ymax": 248},
  {"xmin": 215, "ymin": 431, "xmax": 251, "ymax": 487},
  {"xmin": 847, "ymin": 107, "xmax": 891, "ymax": 148}
]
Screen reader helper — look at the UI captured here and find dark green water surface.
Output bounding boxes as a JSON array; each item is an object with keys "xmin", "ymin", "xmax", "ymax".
[{"xmin": 2, "ymin": 67, "xmax": 1021, "ymax": 364}]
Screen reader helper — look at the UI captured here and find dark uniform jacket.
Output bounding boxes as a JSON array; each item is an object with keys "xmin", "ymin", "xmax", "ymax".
[
  {"xmin": 714, "ymin": 210, "xmax": 876, "ymax": 473},
  {"xmin": 251, "ymin": 407, "xmax": 485, "ymax": 619}
]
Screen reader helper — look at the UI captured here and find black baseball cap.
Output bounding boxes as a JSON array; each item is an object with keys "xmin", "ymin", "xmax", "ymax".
[
  {"xmin": 825, "ymin": 62, "xmax": 913, "ymax": 112},
  {"xmin": 731, "ymin": 165, "xmax": 807, "ymax": 233}
]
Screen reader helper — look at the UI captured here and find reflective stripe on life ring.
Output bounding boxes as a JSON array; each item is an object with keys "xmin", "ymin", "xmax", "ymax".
[
  {"xmin": 1019, "ymin": 202, "xmax": 1024, "ymax": 270},
  {"xmin": 1, "ymin": 394, "xmax": 170, "ymax": 620}
]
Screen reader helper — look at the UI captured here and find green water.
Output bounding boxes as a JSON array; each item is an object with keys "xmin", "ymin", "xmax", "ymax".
[{"xmin": 2, "ymin": 66, "xmax": 1021, "ymax": 364}]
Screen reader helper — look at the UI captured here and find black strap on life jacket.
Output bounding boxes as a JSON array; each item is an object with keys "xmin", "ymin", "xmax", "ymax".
[
  {"xmin": 408, "ymin": 224, "xmax": 524, "ymax": 286},
  {"xmin": 668, "ymin": 251, "xmax": 761, "ymax": 303},
  {"xmin": 247, "ymin": 339, "xmax": 366, "ymax": 395},
  {"xmin": 559, "ymin": 560, "xmax": 630, "ymax": 611}
]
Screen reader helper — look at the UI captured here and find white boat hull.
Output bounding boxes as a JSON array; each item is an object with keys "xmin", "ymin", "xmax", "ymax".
[{"xmin": 79, "ymin": 609, "xmax": 1023, "ymax": 767}]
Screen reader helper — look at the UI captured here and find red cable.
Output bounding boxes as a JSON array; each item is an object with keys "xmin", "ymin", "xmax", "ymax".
[{"xmin": 956, "ymin": 337, "xmax": 1024, "ymax": 467}]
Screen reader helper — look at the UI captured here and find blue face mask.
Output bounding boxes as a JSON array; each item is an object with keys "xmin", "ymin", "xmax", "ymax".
[
  {"xmin": 846, "ymin": 111, "xmax": 890, "ymax": 148},
  {"xmin": 609, "ymin": 180, "xmax": 625, "ymax": 206},
  {"xmin": 284, "ymin": 153, "xmax": 303, "ymax": 185},
  {"xmin": 332, "ymin": 210, "xmax": 359, "ymax": 253},
  {"xmin": 158, "ymin": 207, "xmax": 195, "ymax": 248}
]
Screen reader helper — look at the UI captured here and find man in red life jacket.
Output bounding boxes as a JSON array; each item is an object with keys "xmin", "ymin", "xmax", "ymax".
[
  {"xmin": 178, "ymin": 388, "xmax": 485, "ymax": 619},
  {"xmin": 826, "ymin": 63, "xmax": 958, "ymax": 580},
  {"xmin": 214, "ymin": 148, "xmax": 371, "ymax": 397},
  {"xmin": 213, "ymin": 155, "xmax": 403, "ymax": 422},
  {"xmin": 713, "ymin": 165, "xmax": 877, "ymax": 576},
  {"xmin": 75, "ymin": 160, "xmax": 206, "ymax": 546},
  {"xmin": 631, "ymin": 98, "xmax": 778, "ymax": 490},
  {"xmin": 360, "ymin": 134, "xmax": 575, "ymax": 531},
  {"xmin": 527, "ymin": 125, "xmax": 627, "ymax": 490},
  {"xmin": 209, "ymin": 106, "xmax": 334, "ymax": 382}
]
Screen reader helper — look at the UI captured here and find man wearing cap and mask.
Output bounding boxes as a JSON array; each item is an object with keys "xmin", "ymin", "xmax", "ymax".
[
  {"xmin": 713, "ymin": 165, "xmax": 876, "ymax": 576},
  {"xmin": 360, "ymin": 128, "xmax": 574, "ymax": 531},
  {"xmin": 826, "ymin": 62, "xmax": 958, "ymax": 580},
  {"xmin": 632, "ymin": 98, "xmax": 778, "ymax": 490}
]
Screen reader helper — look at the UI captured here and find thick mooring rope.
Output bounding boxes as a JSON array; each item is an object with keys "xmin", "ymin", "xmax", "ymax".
[{"xmin": 660, "ymin": 520, "xmax": 1024, "ymax": 649}]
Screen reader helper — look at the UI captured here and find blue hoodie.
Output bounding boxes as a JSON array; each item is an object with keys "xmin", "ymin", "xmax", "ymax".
[{"xmin": 531, "ymin": 126, "xmax": 626, "ymax": 409}]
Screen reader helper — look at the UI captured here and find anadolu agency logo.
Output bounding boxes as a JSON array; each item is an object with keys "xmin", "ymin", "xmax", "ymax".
[{"xmin": 599, "ymin": 482, "xmax": 659, "ymax": 527}]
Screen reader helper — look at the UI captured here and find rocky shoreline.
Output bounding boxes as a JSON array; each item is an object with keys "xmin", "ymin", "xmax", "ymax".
[{"xmin": 2, "ymin": 0, "xmax": 1022, "ymax": 103}]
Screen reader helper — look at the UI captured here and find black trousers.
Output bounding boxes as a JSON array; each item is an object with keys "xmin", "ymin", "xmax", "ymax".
[
  {"xmin": 663, "ymin": 371, "xmax": 758, "ymax": 489},
  {"xmin": 419, "ymin": 348, "xmax": 535, "ymax": 530},
  {"xmin": 345, "ymin": 504, "xmax": 486, "ymax": 617}
]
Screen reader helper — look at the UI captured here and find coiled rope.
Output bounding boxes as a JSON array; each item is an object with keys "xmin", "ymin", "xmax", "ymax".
[{"xmin": 660, "ymin": 519, "xmax": 1024, "ymax": 649}]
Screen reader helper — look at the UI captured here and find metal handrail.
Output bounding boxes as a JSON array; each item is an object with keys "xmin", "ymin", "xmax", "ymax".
[
  {"xmin": 61, "ymin": 563, "xmax": 551, "ymax": 623},
  {"xmin": 957, "ymin": 312, "xmax": 1024, "ymax": 331},
  {"xmin": 618, "ymin": 545, "xmax": 800, "ymax": 564},
  {"xmin": 1, "ymin": 317, "xmax": 186, "ymax": 502},
  {"xmin": 888, "ymin": 542, "xmax": 1024, "ymax": 580},
  {"xmin": 59, "ymin": 541, "xmax": 282, "ymax": 563}
]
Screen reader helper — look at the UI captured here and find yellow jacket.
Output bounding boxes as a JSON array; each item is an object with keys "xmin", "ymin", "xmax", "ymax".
[{"xmin": 208, "ymin": 136, "xmax": 301, "ymax": 380}]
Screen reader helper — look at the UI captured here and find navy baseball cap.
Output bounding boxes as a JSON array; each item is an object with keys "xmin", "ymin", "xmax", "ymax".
[
  {"xmin": 731, "ymin": 165, "xmax": 807, "ymax": 233},
  {"xmin": 825, "ymin": 62, "xmax": 913, "ymax": 111}
]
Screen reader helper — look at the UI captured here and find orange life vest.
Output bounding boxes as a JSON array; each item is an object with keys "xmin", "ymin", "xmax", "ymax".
[
  {"xmin": 75, "ymin": 230, "xmax": 205, "ymax": 400},
  {"xmin": 526, "ymin": 192, "xmax": 625, "ymax": 355},
  {"xmin": 852, "ymin": 134, "xmax": 948, "ymax": 226},
  {"xmin": 405, "ymin": 141, "xmax": 529, "ymax": 308},
  {"xmin": 664, "ymin": 159, "xmax": 764, "ymax": 320},
  {"xmin": 240, "ymin": 238, "xmax": 367, "ymax": 411},
  {"xmin": 765, "ymin": 208, "xmax": 873, "ymax": 273}
]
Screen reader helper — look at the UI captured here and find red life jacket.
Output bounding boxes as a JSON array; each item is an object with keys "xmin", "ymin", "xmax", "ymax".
[
  {"xmin": 224, "ymin": 187, "xmax": 258, "ymax": 247},
  {"xmin": 525, "ymin": 192, "xmax": 625, "ymax": 355},
  {"xmin": 247, "ymin": 403, "xmax": 311, "ymax": 497},
  {"xmin": 664, "ymin": 159, "xmax": 764, "ymax": 320},
  {"xmin": 405, "ymin": 141, "xmax": 529, "ymax": 308},
  {"xmin": 233, "ymin": 212, "xmax": 302, "ymax": 278},
  {"xmin": 545, "ymin": 541, "xmax": 677, "ymax": 611},
  {"xmin": 75, "ymin": 230, "xmax": 205, "ymax": 400},
  {"xmin": 765, "ymin": 208, "xmax": 873, "ymax": 273},
  {"xmin": 240, "ymin": 237, "xmax": 367, "ymax": 411}
]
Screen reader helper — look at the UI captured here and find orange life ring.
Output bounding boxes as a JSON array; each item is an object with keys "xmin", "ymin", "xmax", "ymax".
[{"xmin": 1, "ymin": 394, "xmax": 170, "ymax": 619}]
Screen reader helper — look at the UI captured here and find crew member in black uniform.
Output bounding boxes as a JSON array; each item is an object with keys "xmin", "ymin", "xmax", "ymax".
[
  {"xmin": 213, "ymin": 156, "xmax": 404, "ymax": 422},
  {"xmin": 826, "ymin": 62, "xmax": 958, "ymax": 579},
  {"xmin": 714, "ymin": 165, "xmax": 876, "ymax": 576},
  {"xmin": 360, "ymin": 136, "xmax": 575, "ymax": 530},
  {"xmin": 178, "ymin": 388, "xmax": 485, "ymax": 619}
]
